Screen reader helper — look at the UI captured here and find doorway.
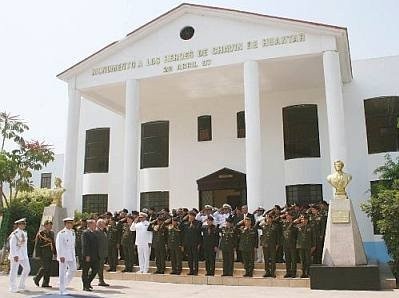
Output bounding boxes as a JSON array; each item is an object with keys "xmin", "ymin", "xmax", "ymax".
[{"xmin": 197, "ymin": 168, "xmax": 247, "ymax": 210}]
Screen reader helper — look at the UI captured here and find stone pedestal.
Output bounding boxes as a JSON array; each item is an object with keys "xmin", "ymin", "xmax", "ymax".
[
  {"xmin": 310, "ymin": 198, "xmax": 379, "ymax": 290},
  {"xmin": 322, "ymin": 198, "xmax": 367, "ymax": 266},
  {"xmin": 40, "ymin": 205, "xmax": 67, "ymax": 236}
]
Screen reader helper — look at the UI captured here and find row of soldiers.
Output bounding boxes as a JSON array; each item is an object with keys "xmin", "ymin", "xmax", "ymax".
[{"xmin": 72, "ymin": 202, "xmax": 328, "ymax": 278}]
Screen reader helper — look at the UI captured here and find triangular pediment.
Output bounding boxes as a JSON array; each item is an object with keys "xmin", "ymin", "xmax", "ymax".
[{"xmin": 58, "ymin": 3, "xmax": 351, "ymax": 85}]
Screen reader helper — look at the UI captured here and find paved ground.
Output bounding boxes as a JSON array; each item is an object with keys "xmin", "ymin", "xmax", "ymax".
[{"xmin": 0, "ymin": 274, "xmax": 397, "ymax": 298}]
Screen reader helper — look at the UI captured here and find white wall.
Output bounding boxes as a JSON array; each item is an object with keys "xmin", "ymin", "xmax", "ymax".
[
  {"xmin": 74, "ymin": 55, "xmax": 399, "ymax": 242},
  {"xmin": 31, "ymin": 154, "xmax": 64, "ymax": 188}
]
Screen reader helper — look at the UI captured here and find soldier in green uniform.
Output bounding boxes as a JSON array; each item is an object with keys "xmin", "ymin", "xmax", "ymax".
[
  {"xmin": 167, "ymin": 217, "xmax": 183, "ymax": 275},
  {"xmin": 148, "ymin": 216, "xmax": 167, "ymax": 274},
  {"xmin": 281, "ymin": 211, "xmax": 297, "ymax": 278},
  {"xmin": 295, "ymin": 214, "xmax": 316, "ymax": 278},
  {"xmin": 106, "ymin": 217, "xmax": 120, "ymax": 272},
  {"xmin": 219, "ymin": 217, "xmax": 236, "ymax": 276},
  {"xmin": 33, "ymin": 220, "xmax": 56, "ymax": 287},
  {"xmin": 75, "ymin": 219, "xmax": 87, "ymax": 270},
  {"xmin": 121, "ymin": 215, "xmax": 135, "ymax": 272},
  {"xmin": 201, "ymin": 215, "xmax": 219, "ymax": 276},
  {"xmin": 309, "ymin": 205, "xmax": 322, "ymax": 264},
  {"xmin": 238, "ymin": 217, "xmax": 258, "ymax": 277},
  {"xmin": 257, "ymin": 214, "xmax": 279, "ymax": 277}
]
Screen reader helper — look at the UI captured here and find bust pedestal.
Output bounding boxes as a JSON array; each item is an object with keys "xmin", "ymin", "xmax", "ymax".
[
  {"xmin": 310, "ymin": 197, "xmax": 380, "ymax": 290},
  {"xmin": 40, "ymin": 205, "xmax": 67, "ymax": 236},
  {"xmin": 322, "ymin": 198, "xmax": 367, "ymax": 266}
]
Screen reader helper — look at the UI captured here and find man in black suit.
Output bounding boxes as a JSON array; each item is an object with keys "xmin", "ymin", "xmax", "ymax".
[
  {"xmin": 81, "ymin": 219, "xmax": 99, "ymax": 291},
  {"xmin": 181, "ymin": 211, "xmax": 202, "ymax": 275}
]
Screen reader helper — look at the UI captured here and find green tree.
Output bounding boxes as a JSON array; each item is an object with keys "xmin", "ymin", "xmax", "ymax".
[
  {"xmin": 0, "ymin": 112, "xmax": 54, "ymax": 207},
  {"xmin": 0, "ymin": 188, "xmax": 53, "ymax": 255},
  {"xmin": 361, "ymin": 154, "xmax": 399, "ymax": 279}
]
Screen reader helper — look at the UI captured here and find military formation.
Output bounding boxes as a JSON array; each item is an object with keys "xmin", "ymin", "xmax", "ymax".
[{"xmin": 6, "ymin": 202, "xmax": 327, "ymax": 294}]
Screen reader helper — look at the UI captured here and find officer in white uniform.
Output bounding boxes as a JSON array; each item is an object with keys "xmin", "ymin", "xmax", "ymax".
[
  {"xmin": 130, "ymin": 212, "xmax": 152, "ymax": 273},
  {"xmin": 56, "ymin": 217, "xmax": 76, "ymax": 295},
  {"xmin": 9, "ymin": 218, "xmax": 30, "ymax": 293}
]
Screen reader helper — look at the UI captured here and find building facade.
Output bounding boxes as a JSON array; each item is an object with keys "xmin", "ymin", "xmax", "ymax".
[{"xmin": 57, "ymin": 4, "xmax": 398, "ymax": 260}]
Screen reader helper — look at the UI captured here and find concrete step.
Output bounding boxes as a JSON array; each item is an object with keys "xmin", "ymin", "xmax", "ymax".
[
  {"xmin": 95, "ymin": 271, "xmax": 310, "ymax": 287},
  {"xmin": 116, "ymin": 260, "xmax": 302, "ymax": 270}
]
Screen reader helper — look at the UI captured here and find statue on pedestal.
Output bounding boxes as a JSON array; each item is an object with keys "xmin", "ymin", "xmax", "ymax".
[
  {"xmin": 50, "ymin": 177, "xmax": 65, "ymax": 207},
  {"xmin": 327, "ymin": 160, "xmax": 352, "ymax": 198}
]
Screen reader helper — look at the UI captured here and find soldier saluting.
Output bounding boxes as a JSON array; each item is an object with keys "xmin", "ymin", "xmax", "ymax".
[
  {"xmin": 148, "ymin": 215, "xmax": 168, "ymax": 274},
  {"xmin": 238, "ymin": 217, "xmax": 258, "ymax": 277},
  {"xmin": 167, "ymin": 216, "xmax": 183, "ymax": 275},
  {"xmin": 219, "ymin": 216, "xmax": 236, "ymax": 276},
  {"xmin": 295, "ymin": 214, "xmax": 316, "ymax": 278},
  {"xmin": 34, "ymin": 219, "xmax": 56, "ymax": 288},
  {"xmin": 257, "ymin": 213, "xmax": 279, "ymax": 278}
]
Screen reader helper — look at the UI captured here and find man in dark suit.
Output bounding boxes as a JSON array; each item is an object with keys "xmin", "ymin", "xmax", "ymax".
[
  {"xmin": 235, "ymin": 205, "xmax": 255, "ymax": 226},
  {"xmin": 81, "ymin": 219, "xmax": 99, "ymax": 291},
  {"xmin": 95, "ymin": 219, "xmax": 109, "ymax": 286},
  {"xmin": 181, "ymin": 211, "xmax": 202, "ymax": 275}
]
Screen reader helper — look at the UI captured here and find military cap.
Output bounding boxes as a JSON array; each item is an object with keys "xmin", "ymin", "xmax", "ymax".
[
  {"xmin": 222, "ymin": 203, "xmax": 232, "ymax": 209},
  {"xmin": 138, "ymin": 212, "xmax": 148, "ymax": 218},
  {"xmin": 63, "ymin": 217, "xmax": 74, "ymax": 222},
  {"xmin": 43, "ymin": 219, "xmax": 53, "ymax": 225},
  {"xmin": 131, "ymin": 211, "xmax": 139, "ymax": 216},
  {"xmin": 15, "ymin": 218, "xmax": 26, "ymax": 224},
  {"xmin": 204, "ymin": 204, "xmax": 213, "ymax": 210},
  {"xmin": 122, "ymin": 208, "xmax": 129, "ymax": 213}
]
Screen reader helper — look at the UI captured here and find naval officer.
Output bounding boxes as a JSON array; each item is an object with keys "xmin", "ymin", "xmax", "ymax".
[
  {"xmin": 56, "ymin": 217, "xmax": 76, "ymax": 295},
  {"xmin": 8, "ymin": 218, "xmax": 30, "ymax": 293}
]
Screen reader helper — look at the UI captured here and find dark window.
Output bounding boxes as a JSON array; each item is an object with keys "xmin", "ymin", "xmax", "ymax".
[
  {"xmin": 82, "ymin": 194, "xmax": 108, "ymax": 215},
  {"xmin": 40, "ymin": 173, "xmax": 52, "ymax": 189},
  {"xmin": 285, "ymin": 184, "xmax": 323, "ymax": 206},
  {"xmin": 84, "ymin": 128, "xmax": 110, "ymax": 173},
  {"xmin": 140, "ymin": 192, "xmax": 169, "ymax": 212},
  {"xmin": 180, "ymin": 26, "xmax": 195, "ymax": 40},
  {"xmin": 282, "ymin": 104, "xmax": 320, "ymax": 160},
  {"xmin": 198, "ymin": 115, "xmax": 212, "ymax": 141},
  {"xmin": 141, "ymin": 121, "xmax": 169, "ymax": 169},
  {"xmin": 364, "ymin": 96, "xmax": 399, "ymax": 154},
  {"xmin": 237, "ymin": 111, "xmax": 246, "ymax": 138}
]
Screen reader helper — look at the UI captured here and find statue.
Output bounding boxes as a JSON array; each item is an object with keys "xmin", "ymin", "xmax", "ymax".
[
  {"xmin": 327, "ymin": 160, "xmax": 352, "ymax": 198},
  {"xmin": 50, "ymin": 177, "xmax": 65, "ymax": 207}
]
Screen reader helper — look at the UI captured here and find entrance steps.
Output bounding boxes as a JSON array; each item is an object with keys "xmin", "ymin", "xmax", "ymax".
[{"xmin": 78, "ymin": 261, "xmax": 310, "ymax": 287}]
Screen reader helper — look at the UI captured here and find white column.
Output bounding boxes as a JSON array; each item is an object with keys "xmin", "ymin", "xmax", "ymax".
[
  {"xmin": 244, "ymin": 61, "xmax": 263, "ymax": 210},
  {"xmin": 123, "ymin": 79, "xmax": 140, "ymax": 212},
  {"xmin": 62, "ymin": 82, "xmax": 81, "ymax": 216},
  {"xmin": 323, "ymin": 50, "xmax": 347, "ymax": 167}
]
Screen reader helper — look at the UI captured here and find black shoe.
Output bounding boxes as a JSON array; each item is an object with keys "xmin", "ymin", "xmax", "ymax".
[
  {"xmin": 41, "ymin": 285, "xmax": 52, "ymax": 288},
  {"xmin": 300, "ymin": 274, "xmax": 308, "ymax": 278},
  {"xmin": 89, "ymin": 284, "xmax": 93, "ymax": 289},
  {"xmin": 83, "ymin": 287, "xmax": 92, "ymax": 291},
  {"xmin": 98, "ymin": 282, "xmax": 110, "ymax": 286},
  {"xmin": 263, "ymin": 272, "xmax": 271, "ymax": 278},
  {"xmin": 170, "ymin": 271, "xmax": 177, "ymax": 275},
  {"xmin": 243, "ymin": 274, "xmax": 249, "ymax": 277},
  {"xmin": 283, "ymin": 273, "xmax": 290, "ymax": 278},
  {"xmin": 33, "ymin": 277, "xmax": 40, "ymax": 287},
  {"xmin": 176, "ymin": 272, "xmax": 181, "ymax": 275},
  {"xmin": 187, "ymin": 272, "xmax": 194, "ymax": 275},
  {"xmin": 107, "ymin": 268, "xmax": 116, "ymax": 272}
]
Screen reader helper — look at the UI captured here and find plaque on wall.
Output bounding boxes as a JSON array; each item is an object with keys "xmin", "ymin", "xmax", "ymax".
[{"xmin": 332, "ymin": 210, "xmax": 350, "ymax": 224}]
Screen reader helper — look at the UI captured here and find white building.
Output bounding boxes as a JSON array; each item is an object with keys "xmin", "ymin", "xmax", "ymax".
[
  {"xmin": 31, "ymin": 154, "xmax": 64, "ymax": 189},
  {"xmin": 57, "ymin": 4, "xmax": 397, "ymax": 261}
]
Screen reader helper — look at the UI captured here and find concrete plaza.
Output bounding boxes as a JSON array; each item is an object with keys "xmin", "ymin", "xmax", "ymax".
[{"xmin": 0, "ymin": 274, "xmax": 397, "ymax": 298}]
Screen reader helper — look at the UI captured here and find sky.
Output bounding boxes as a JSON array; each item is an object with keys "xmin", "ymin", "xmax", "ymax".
[{"xmin": 1, "ymin": 0, "xmax": 398, "ymax": 153}]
